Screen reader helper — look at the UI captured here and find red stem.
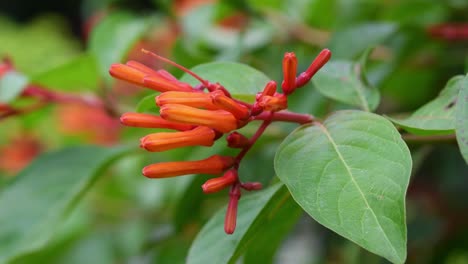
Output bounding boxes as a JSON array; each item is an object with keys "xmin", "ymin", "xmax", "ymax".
[
  {"xmin": 234, "ymin": 112, "xmax": 274, "ymax": 168},
  {"xmin": 254, "ymin": 110, "xmax": 313, "ymax": 124}
]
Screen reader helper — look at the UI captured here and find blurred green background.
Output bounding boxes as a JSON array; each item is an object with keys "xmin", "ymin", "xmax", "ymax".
[{"xmin": 0, "ymin": 0, "xmax": 467, "ymax": 263}]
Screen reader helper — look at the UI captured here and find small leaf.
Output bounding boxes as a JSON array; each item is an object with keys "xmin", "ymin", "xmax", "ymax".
[
  {"xmin": 187, "ymin": 184, "xmax": 290, "ymax": 264},
  {"xmin": 275, "ymin": 110, "xmax": 412, "ymax": 264},
  {"xmin": 179, "ymin": 62, "xmax": 269, "ymax": 102},
  {"xmin": 313, "ymin": 57, "xmax": 380, "ymax": 111},
  {"xmin": 0, "ymin": 71, "xmax": 29, "ymax": 103},
  {"xmin": 136, "ymin": 93, "xmax": 159, "ymax": 114},
  {"xmin": 388, "ymin": 75, "xmax": 464, "ymax": 135},
  {"xmin": 0, "ymin": 145, "xmax": 130, "ymax": 263},
  {"xmin": 455, "ymin": 75, "xmax": 468, "ymax": 164},
  {"xmin": 89, "ymin": 12, "xmax": 150, "ymax": 83},
  {"xmin": 327, "ymin": 23, "xmax": 397, "ymax": 60},
  {"xmin": 30, "ymin": 54, "xmax": 99, "ymax": 91}
]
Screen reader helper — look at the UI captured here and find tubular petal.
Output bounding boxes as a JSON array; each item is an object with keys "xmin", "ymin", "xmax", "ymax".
[
  {"xmin": 143, "ymin": 75, "xmax": 193, "ymax": 93},
  {"xmin": 140, "ymin": 126, "xmax": 215, "ymax": 152},
  {"xmin": 120, "ymin": 112, "xmax": 194, "ymax": 130},
  {"xmin": 160, "ymin": 104, "xmax": 238, "ymax": 133},
  {"xmin": 126, "ymin": 61, "xmax": 159, "ymax": 75},
  {"xmin": 156, "ymin": 91, "xmax": 219, "ymax": 109},
  {"xmin": 109, "ymin": 64, "xmax": 145, "ymax": 86},
  {"xmin": 142, "ymin": 155, "xmax": 235, "ymax": 178},
  {"xmin": 211, "ymin": 92, "xmax": 250, "ymax": 120}
]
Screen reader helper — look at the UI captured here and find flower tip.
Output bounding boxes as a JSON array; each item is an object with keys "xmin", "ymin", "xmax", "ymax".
[
  {"xmin": 282, "ymin": 52, "xmax": 298, "ymax": 95},
  {"xmin": 109, "ymin": 63, "xmax": 145, "ymax": 86}
]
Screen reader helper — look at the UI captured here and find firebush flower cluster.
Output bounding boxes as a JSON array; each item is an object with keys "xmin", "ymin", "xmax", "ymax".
[{"xmin": 110, "ymin": 49, "xmax": 331, "ymax": 234}]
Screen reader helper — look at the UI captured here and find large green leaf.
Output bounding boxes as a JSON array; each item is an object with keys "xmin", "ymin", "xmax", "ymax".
[
  {"xmin": 327, "ymin": 23, "xmax": 397, "ymax": 60},
  {"xmin": 89, "ymin": 12, "xmax": 150, "ymax": 83},
  {"xmin": 275, "ymin": 110, "xmax": 412, "ymax": 264},
  {"xmin": 313, "ymin": 58, "xmax": 380, "ymax": 112},
  {"xmin": 0, "ymin": 71, "xmax": 29, "ymax": 103},
  {"xmin": 187, "ymin": 184, "xmax": 292, "ymax": 264},
  {"xmin": 30, "ymin": 54, "xmax": 99, "ymax": 91},
  {"xmin": 179, "ymin": 62, "xmax": 269, "ymax": 102},
  {"xmin": 455, "ymin": 75, "xmax": 468, "ymax": 164},
  {"xmin": 0, "ymin": 145, "xmax": 130, "ymax": 263},
  {"xmin": 388, "ymin": 75, "xmax": 464, "ymax": 135},
  {"xmin": 243, "ymin": 194, "xmax": 302, "ymax": 264}
]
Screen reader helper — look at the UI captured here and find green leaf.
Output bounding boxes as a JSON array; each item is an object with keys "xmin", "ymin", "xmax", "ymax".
[
  {"xmin": 30, "ymin": 54, "xmax": 99, "ymax": 91},
  {"xmin": 0, "ymin": 71, "xmax": 29, "ymax": 103},
  {"xmin": 89, "ymin": 12, "xmax": 150, "ymax": 83},
  {"xmin": 187, "ymin": 184, "xmax": 291, "ymax": 264},
  {"xmin": 388, "ymin": 75, "xmax": 464, "ymax": 135},
  {"xmin": 136, "ymin": 93, "xmax": 159, "ymax": 114},
  {"xmin": 179, "ymin": 62, "xmax": 269, "ymax": 102},
  {"xmin": 327, "ymin": 23, "xmax": 397, "ymax": 60},
  {"xmin": 313, "ymin": 58, "xmax": 380, "ymax": 112},
  {"xmin": 0, "ymin": 145, "xmax": 130, "ymax": 263},
  {"xmin": 455, "ymin": 75, "xmax": 468, "ymax": 164},
  {"xmin": 275, "ymin": 110, "xmax": 412, "ymax": 264},
  {"xmin": 243, "ymin": 194, "xmax": 302, "ymax": 264}
]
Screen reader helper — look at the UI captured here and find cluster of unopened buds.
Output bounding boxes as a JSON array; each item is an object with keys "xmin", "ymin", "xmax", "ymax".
[{"xmin": 110, "ymin": 48, "xmax": 331, "ymax": 234}]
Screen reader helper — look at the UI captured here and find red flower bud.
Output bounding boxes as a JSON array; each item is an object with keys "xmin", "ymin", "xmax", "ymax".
[
  {"xmin": 224, "ymin": 184, "xmax": 241, "ymax": 234},
  {"xmin": 226, "ymin": 132, "xmax": 249, "ymax": 148},
  {"xmin": 281, "ymin": 52, "xmax": 297, "ymax": 95},
  {"xmin": 258, "ymin": 94, "xmax": 287, "ymax": 112},
  {"xmin": 260, "ymin": 81, "xmax": 277, "ymax": 98},
  {"xmin": 156, "ymin": 91, "xmax": 218, "ymax": 110},
  {"xmin": 295, "ymin": 49, "xmax": 331, "ymax": 88},
  {"xmin": 142, "ymin": 155, "xmax": 235, "ymax": 178},
  {"xmin": 140, "ymin": 126, "xmax": 216, "ymax": 152},
  {"xmin": 120, "ymin": 112, "xmax": 194, "ymax": 131},
  {"xmin": 160, "ymin": 104, "xmax": 238, "ymax": 133},
  {"xmin": 202, "ymin": 169, "xmax": 238, "ymax": 193}
]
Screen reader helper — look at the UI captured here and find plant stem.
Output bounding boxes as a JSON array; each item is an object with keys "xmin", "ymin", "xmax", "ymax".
[
  {"xmin": 234, "ymin": 112, "xmax": 274, "ymax": 168},
  {"xmin": 254, "ymin": 110, "xmax": 314, "ymax": 124}
]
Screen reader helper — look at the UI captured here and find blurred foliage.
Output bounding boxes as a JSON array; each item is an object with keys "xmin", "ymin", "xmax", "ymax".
[{"xmin": 0, "ymin": 0, "xmax": 467, "ymax": 263}]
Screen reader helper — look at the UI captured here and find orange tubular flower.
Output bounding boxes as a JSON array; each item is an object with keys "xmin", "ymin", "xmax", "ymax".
[
  {"xmin": 140, "ymin": 126, "xmax": 215, "ymax": 152},
  {"xmin": 156, "ymin": 91, "xmax": 219, "ymax": 110},
  {"xmin": 281, "ymin": 52, "xmax": 298, "ymax": 95},
  {"xmin": 160, "ymin": 104, "xmax": 238, "ymax": 133},
  {"xmin": 211, "ymin": 91, "xmax": 250, "ymax": 120},
  {"xmin": 142, "ymin": 155, "xmax": 235, "ymax": 178},
  {"xmin": 202, "ymin": 169, "xmax": 238, "ymax": 193},
  {"xmin": 109, "ymin": 64, "xmax": 146, "ymax": 86},
  {"xmin": 120, "ymin": 112, "xmax": 194, "ymax": 131},
  {"xmin": 143, "ymin": 75, "xmax": 193, "ymax": 93}
]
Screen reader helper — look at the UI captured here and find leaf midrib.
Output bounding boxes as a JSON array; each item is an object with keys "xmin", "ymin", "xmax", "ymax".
[{"xmin": 317, "ymin": 122, "xmax": 401, "ymax": 263}]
